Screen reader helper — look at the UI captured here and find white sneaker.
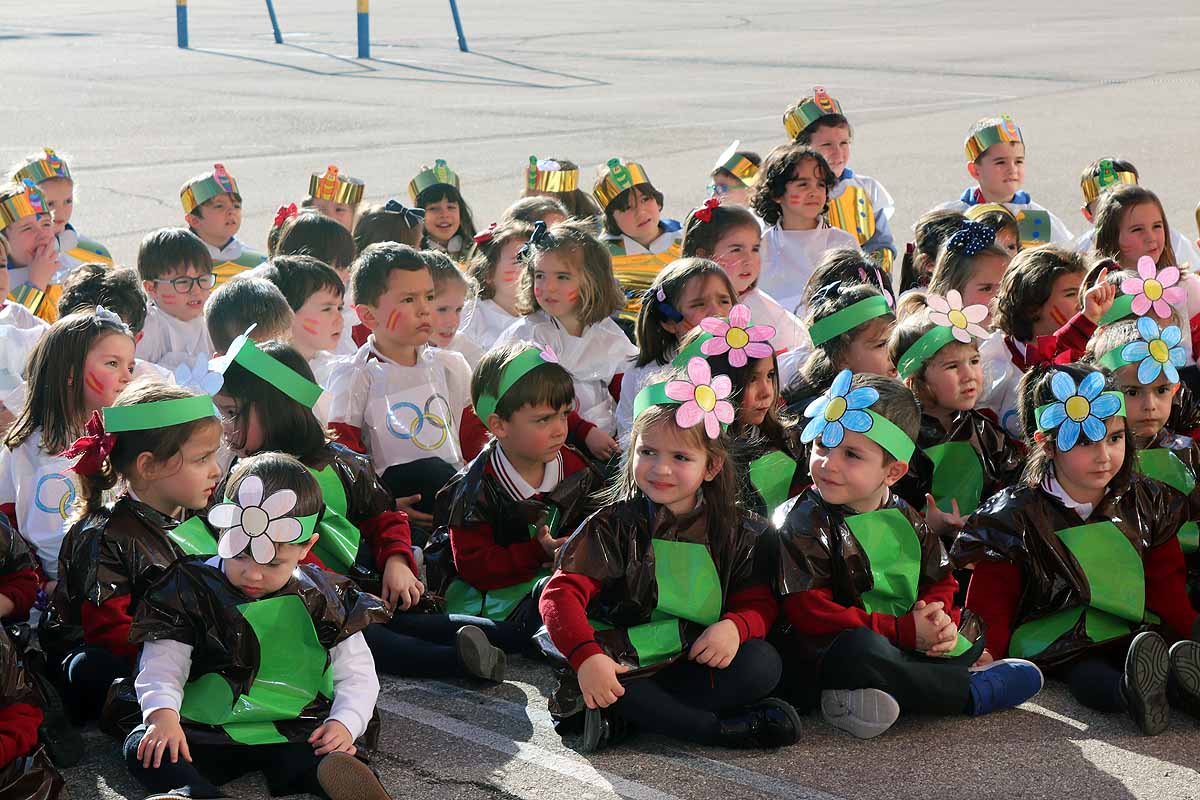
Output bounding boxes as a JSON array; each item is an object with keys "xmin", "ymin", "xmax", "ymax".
[{"xmin": 820, "ymin": 688, "xmax": 900, "ymax": 739}]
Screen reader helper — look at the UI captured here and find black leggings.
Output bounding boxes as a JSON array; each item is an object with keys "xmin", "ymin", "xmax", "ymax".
[
  {"xmin": 611, "ymin": 639, "xmax": 782, "ymax": 746},
  {"xmin": 124, "ymin": 725, "xmax": 327, "ymax": 798},
  {"xmin": 63, "ymin": 645, "xmax": 131, "ymax": 722},
  {"xmin": 380, "ymin": 458, "xmax": 458, "ymax": 546}
]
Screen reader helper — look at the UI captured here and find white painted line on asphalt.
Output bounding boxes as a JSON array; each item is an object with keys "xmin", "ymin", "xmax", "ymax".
[{"xmin": 376, "ymin": 694, "xmax": 685, "ymax": 800}]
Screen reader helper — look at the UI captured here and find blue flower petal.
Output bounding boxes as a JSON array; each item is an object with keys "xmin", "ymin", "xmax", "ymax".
[
  {"xmin": 1122, "ymin": 341, "xmax": 1150, "ymax": 362},
  {"xmin": 830, "ymin": 369, "xmax": 853, "ymax": 398},
  {"xmin": 1038, "ymin": 402, "xmax": 1068, "ymax": 430},
  {"xmin": 1136, "ymin": 315, "xmax": 1161, "ymax": 342},
  {"xmin": 841, "ymin": 410, "xmax": 874, "ymax": 433},
  {"xmin": 1165, "ymin": 362, "xmax": 1180, "ymax": 385},
  {"xmin": 803, "ymin": 394, "xmax": 830, "ymax": 420},
  {"xmin": 1080, "ymin": 413, "xmax": 1107, "ymax": 443},
  {"xmin": 821, "ymin": 421, "xmax": 846, "ymax": 448},
  {"xmin": 1170, "ymin": 346, "xmax": 1187, "ymax": 367},
  {"xmin": 1050, "ymin": 371, "xmax": 1078, "ymax": 403},
  {"xmin": 1078, "ymin": 370, "xmax": 1105, "ymax": 401},
  {"xmin": 1137, "ymin": 356, "xmax": 1164, "ymax": 386},
  {"xmin": 844, "ymin": 386, "xmax": 880, "ymax": 411},
  {"xmin": 1057, "ymin": 419, "xmax": 1081, "ymax": 451},
  {"xmin": 801, "ymin": 415, "xmax": 828, "ymax": 444},
  {"xmin": 1090, "ymin": 393, "xmax": 1122, "ymax": 420},
  {"xmin": 1161, "ymin": 324, "xmax": 1183, "ymax": 348}
]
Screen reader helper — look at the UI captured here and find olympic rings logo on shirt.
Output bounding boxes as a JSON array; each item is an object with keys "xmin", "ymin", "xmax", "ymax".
[
  {"xmin": 386, "ymin": 394, "xmax": 454, "ymax": 452},
  {"xmin": 34, "ymin": 472, "xmax": 77, "ymax": 519}
]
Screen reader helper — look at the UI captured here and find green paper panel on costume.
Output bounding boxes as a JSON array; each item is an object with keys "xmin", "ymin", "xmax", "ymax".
[
  {"xmin": 923, "ymin": 441, "xmax": 985, "ymax": 515},
  {"xmin": 179, "ymin": 595, "xmax": 333, "ymax": 745},
  {"xmin": 946, "ymin": 633, "xmax": 973, "ymax": 658},
  {"xmin": 1178, "ymin": 522, "xmax": 1199, "ymax": 554},
  {"xmin": 1137, "ymin": 449, "xmax": 1197, "ymax": 496},
  {"xmin": 1009, "ymin": 606, "xmax": 1085, "ymax": 659},
  {"xmin": 307, "ymin": 465, "xmax": 361, "ymax": 575},
  {"xmin": 167, "ymin": 516, "xmax": 218, "ymax": 556},
  {"xmin": 1055, "ymin": 522, "xmax": 1145, "ymax": 624},
  {"xmin": 651, "ymin": 539, "xmax": 722, "ymax": 626},
  {"xmin": 846, "ymin": 508, "xmax": 922, "ymax": 617},
  {"xmin": 1083, "ymin": 608, "xmax": 1136, "ymax": 645},
  {"xmin": 626, "ymin": 618, "xmax": 685, "ymax": 667},
  {"xmin": 444, "ymin": 569, "xmax": 549, "ymax": 621},
  {"xmin": 748, "ymin": 451, "xmax": 799, "ymax": 515}
]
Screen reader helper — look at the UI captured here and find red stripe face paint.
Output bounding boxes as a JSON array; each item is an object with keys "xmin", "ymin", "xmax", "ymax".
[
  {"xmin": 301, "ymin": 319, "xmax": 320, "ymax": 335},
  {"xmin": 533, "ymin": 286, "xmax": 543, "ymax": 298},
  {"xmin": 1049, "ymin": 304, "xmax": 1069, "ymax": 327},
  {"xmin": 566, "ymin": 289, "xmax": 579, "ymax": 304},
  {"xmin": 386, "ymin": 308, "xmax": 401, "ymax": 331},
  {"xmin": 84, "ymin": 372, "xmax": 105, "ymax": 395}
]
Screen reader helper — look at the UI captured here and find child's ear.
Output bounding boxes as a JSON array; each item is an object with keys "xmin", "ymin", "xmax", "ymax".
[
  {"xmin": 355, "ymin": 304, "xmax": 377, "ymax": 331},
  {"xmin": 966, "ymin": 161, "xmax": 981, "ymax": 181},
  {"xmin": 488, "ymin": 414, "xmax": 507, "ymax": 440},
  {"xmin": 142, "ymin": 279, "xmax": 158, "ymax": 298},
  {"xmin": 882, "ymin": 458, "xmax": 909, "ymax": 487},
  {"xmin": 134, "ymin": 450, "xmax": 158, "ymax": 481},
  {"xmin": 298, "ymin": 533, "xmax": 321, "ymax": 562},
  {"xmin": 184, "ymin": 212, "xmax": 201, "ymax": 228},
  {"xmin": 703, "ymin": 454, "xmax": 725, "ymax": 482}
]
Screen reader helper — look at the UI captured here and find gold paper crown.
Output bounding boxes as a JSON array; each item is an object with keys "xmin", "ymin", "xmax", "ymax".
[
  {"xmin": 1081, "ymin": 159, "xmax": 1138, "ymax": 204},
  {"xmin": 964, "ymin": 202, "xmax": 1016, "ymax": 223},
  {"xmin": 14, "ymin": 148, "xmax": 70, "ymax": 184},
  {"xmin": 964, "ymin": 115, "xmax": 1024, "ymax": 162},
  {"xmin": 592, "ymin": 158, "xmax": 651, "ymax": 210},
  {"xmin": 712, "ymin": 141, "xmax": 759, "ymax": 185},
  {"xmin": 526, "ymin": 156, "xmax": 579, "ymax": 193},
  {"xmin": 408, "ymin": 159, "xmax": 460, "ymax": 202},
  {"xmin": 308, "ymin": 165, "xmax": 365, "ymax": 205},
  {"xmin": 783, "ymin": 87, "xmax": 844, "ymax": 140},
  {"xmin": 0, "ymin": 180, "xmax": 48, "ymax": 231},
  {"xmin": 180, "ymin": 163, "xmax": 241, "ymax": 214}
]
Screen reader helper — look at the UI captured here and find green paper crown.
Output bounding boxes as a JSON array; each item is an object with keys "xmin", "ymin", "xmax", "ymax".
[{"xmin": 408, "ymin": 159, "xmax": 460, "ymax": 202}]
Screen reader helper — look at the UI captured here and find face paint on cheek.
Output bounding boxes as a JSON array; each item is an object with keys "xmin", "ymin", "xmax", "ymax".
[
  {"xmin": 1049, "ymin": 305, "xmax": 1069, "ymax": 327},
  {"xmin": 301, "ymin": 319, "xmax": 320, "ymax": 335},
  {"xmin": 566, "ymin": 289, "xmax": 579, "ymax": 304},
  {"xmin": 386, "ymin": 308, "xmax": 401, "ymax": 331},
  {"xmin": 533, "ymin": 286, "xmax": 543, "ymax": 298},
  {"xmin": 84, "ymin": 372, "xmax": 105, "ymax": 395}
]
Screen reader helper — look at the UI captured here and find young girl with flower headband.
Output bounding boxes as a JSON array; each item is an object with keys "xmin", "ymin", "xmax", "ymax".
[
  {"xmin": 954, "ymin": 363, "xmax": 1200, "ymax": 736},
  {"xmin": 752, "ymin": 144, "xmax": 859, "ymax": 318},
  {"xmin": 0, "ymin": 309, "xmax": 135, "ymax": 585},
  {"xmin": 538, "ymin": 357, "xmax": 799, "ymax": 753},
  {"xmin": 927, "ymin": 220, "xmax": 1011, "ymax": 326},
  {"xmin": 459, "ymin": 219, "xmax": 533, "ymax": 356},
  {"xmin": 773, "ymin": 370, "xmax": 1042, "ymax": 740},
  {"xmin": 615, "ymin": 258, "xmax": 736, "ymax": 447},
  {"xmin": 124, "ymin": 452, "xmax": 395, "ymax": 800},
  {"xmin": 497, "ymin": 220, "xmax": 636, "ymax": 457},
  {"xmin": 39, "ymin": 381, "xmax": 222, "ymax": 722},
  {"xmin": 681, "ymin": 197, "xmax": 807, "ymax": 353},
  {"xmin": 410, "ymin": 159, "xmax": 477, "ymax": 259}
]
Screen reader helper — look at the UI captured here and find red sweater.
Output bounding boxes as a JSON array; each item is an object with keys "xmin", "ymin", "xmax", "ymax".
[
  {"xmin": 361, "ymin": 509, "xmax": 417, "ymax": 574},
  {"xmin": 0, "ymin": 702, "xmax": 41, "ymax": 768},
  {"xmin": 0, "ymin": 566, "xmax": 39, "ymax": 622},
  {"xmin": 1007, "ymin": 311, "xmax": 1096, "ymax": 371},
  {"xmin": 781, "ymin": 570, "xmax": 959, "ymax": 652},
  {"xmin": 540, "ymin": 570, "xmax": 779, "ymax": 671},
  {"xmin": 967, "ymin": 537, "xmax": 1198, "ymax": 659}
]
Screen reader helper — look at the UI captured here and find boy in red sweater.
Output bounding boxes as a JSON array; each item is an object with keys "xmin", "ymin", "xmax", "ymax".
[{"xmin": 774, "ymin": 371, "xmax": 1043, "ymax": 739}]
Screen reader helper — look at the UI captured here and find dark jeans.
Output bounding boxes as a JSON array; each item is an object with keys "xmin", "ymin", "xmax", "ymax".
[
  {"xmin": 1065, "ymin": 657, "xmax": 1126, "ymax": 712},
  {"xmin": 124, "ymin": 725, "xmax": 326, "ymax": 798},
  {"xmin": 612, "ymin": 638, "xmax": 783, "ymax": 746},
  {"xmin": 380, "ymin": 457, "xmax": 458, "ymax": 546},
  {"xmin": 63, "ymin": 645, "xmax": 131, "ymax": 722},
  {"xmin": 363, "ymin": 598, "xmax": 541, "ymax": 677}
]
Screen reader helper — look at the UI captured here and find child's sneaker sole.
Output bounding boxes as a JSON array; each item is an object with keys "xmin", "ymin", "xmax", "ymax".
[
  {"xmin": 317, "ymin": 751, "xmax": 392, "ymax": 800},
  {"xmin": 1168, "ymin": 639, "xmax": 1200, "ymax": 719},
  {"xmin": 820, "ymin": 688, "xmax": 900, "ymax": 739},
  {"xmin": 456, "ymin": 625, "xmax": 506, "ymax": 682},
  {"xmin": 1125, "ymin": 631, "xmax": 1170, "ymax": 736}
]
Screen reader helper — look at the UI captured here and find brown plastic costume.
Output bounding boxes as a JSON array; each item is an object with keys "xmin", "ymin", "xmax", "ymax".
[
  {"xmin": 952, "ymin": 475, "xmax": 1186, "ymax": 668},
  {"xmin": 0, "ymin": 517, "xmax": 37, "ymax": 597},
  {"xmin": 773, "ymin": 488, "xmax": 984, "ymax": 660},
  {"xmin": 130, "ymin": 557, "xmax": 390, "ymax": 750},
  {"xmin": 0, "ymin": 628, "xmax": 66, "ymax": 800},
  {"xmin": 1136, "ymin": 429, "xmax": 1200, "ymax": 560}
]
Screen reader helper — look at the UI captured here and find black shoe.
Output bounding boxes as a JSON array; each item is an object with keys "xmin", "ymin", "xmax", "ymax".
[
  {"xmin": 715, "ymin": 698, "xmax": 802, "ymax": 749},
  {"xmin": 1123, "ymin": 631, "xmax": 1170, "ymax": 736},
  {"xmin": 1168, "ymin": 639, "xmax": 1200, "ymax": 719},
  {"xmin": 578, "ymin": 706, "xmax": 635, "ymax": 754},
  {"xmin": 455, "ymin": 625, "xmax": 506, "ymax": 682},
  {"xmin": 29, "ymin": 666, "xmax": 84, "ymax": 767}
]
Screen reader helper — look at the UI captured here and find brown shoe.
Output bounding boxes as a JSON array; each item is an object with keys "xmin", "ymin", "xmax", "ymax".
[{"xmin": 317, "ymin": 751, "xmax": 392, "ymax": 800}]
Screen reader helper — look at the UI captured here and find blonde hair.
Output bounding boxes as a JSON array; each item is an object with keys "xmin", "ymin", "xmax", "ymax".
[{"xmin": 517, "ymin": 218, "xmax": 624, "ymax": 327}]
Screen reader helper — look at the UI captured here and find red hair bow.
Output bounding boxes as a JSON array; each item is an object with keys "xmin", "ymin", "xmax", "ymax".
[
  {"xmin": 473, "ymin": 222, "xmax": 498, "ymax": 245},
  {"xmin": 693, "ymin": 195, "xmax": 721, "ymax": 224},
  {"xmin": 60, "ymin": 411, "xmax": 116, "ymax": 476},
  {"xmin": 274, "ymin": 203, "xmax": 298, "ymax": 228}
]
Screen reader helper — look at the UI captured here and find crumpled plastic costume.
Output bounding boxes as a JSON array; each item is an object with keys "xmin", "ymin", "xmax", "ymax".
[{"xmin": 0, "ymin": 626, "xmax": 67, "ymax": 800}]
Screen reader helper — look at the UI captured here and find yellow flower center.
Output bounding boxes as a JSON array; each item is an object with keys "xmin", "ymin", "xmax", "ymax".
[
  {"xmin": 725, "ymin": 327, "xmax": 750, "ymax": 349},
  {"xmin": 1149, "ymin": 339, "xmax": 1170, "ymax": 363},
  {"xmin": 948, "ymin": 309, "xmax": 968, "ymax": 329},
  {"xmin": 824, "ymin": 396, "xmax": 847, "ymax": 422},
  {"xmin": 1144, "ymin": 279, "xmax": 1164, "ymax": 302},
  {"xmin": 694, "ymin": 385, "xmax": 717, "ymax": 412},
  {"xmin": 1064, "ymin": 395, "xmax": 1091, "ymax": 422}
]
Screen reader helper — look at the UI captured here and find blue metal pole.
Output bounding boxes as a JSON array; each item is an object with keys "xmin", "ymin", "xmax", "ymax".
[
  {"xmin": 265, "ymin": 0, "xmax": 283, "ymax": 44},
  {"xmin": 176, "ymin": 0, "xmax": 189, "ymax": 49},
  {"xmin": 357, "ymin": 0, "xmax": 370, "ymax": 59},
  {"xmin": 448, "ymin": 0, "xmax": 469, "ymax": 52}
]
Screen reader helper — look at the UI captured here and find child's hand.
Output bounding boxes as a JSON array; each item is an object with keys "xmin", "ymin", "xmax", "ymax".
[
  {"xmin": 688, "ymin": 619, "xmax": 741, "ymax": 669},
  {"xmin": 0, "ymin": 593, "xmax": 14, "ymax": 620},
  {"xmin": 535, "ymin": 525, "xmax": 568, "ymax": 561},
  {"xmin": 27, "ymin": 242, "xmax": 61, "ymax": 290},
  {"xmin": 1082, "ymin": 267, "xmax": 1116, "ymax": 323},
  {"xmin": 41, "ymin": 580, "xmax": 57, "ymax": 597},
  {"xmin": 577, "ymin": 653, "xmax": 629, "ymax": 709},
  {"xmin": 911, "ymin": 600, "xmax": 956, "ymax": 652},
  {"xmin": 972, "ymin": 649, "xmax": 995, "ymax": 669},
  {"xmin": 381, "ymin": 555, "xmax": 424, "ymax": 611},
  {"xmin": 924, "ymin": 495, "xmax": 966, "ymax": 539},
  {"xmin": 138, "ymin": 709, "xmax": 191, "ymax": 769},
  {"xmin": 309, "ymin": 719, "xmax": 356, "ymax": 756},
  {"xmin": 394, "ymin": 494, "xmax": 435, "ymax": 526},
  {"xmin": 925, "ymin": 618, "xmax": 959, "ymax": 656},
  {"xmin": 585, "ymin": 427, "xmax": 620, "ymax": 461}
]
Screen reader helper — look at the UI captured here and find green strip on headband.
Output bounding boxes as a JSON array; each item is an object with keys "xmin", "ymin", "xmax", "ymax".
[
  {"xmin": 671, "ymin": 333, "xmax": 714, "ymax": 368},
  {"xmin": 809, "ymin": 295, "xmax": 891, "ymax": 346},
  {"xmin": 1099, "ymin": 294, "xmax": 1135, "ymax": 327},
  {"xmin": 1098, "ymin": 346, "xmax": 1133, "ymax": 372},
  {"xmin": 865, "ymin": 409, "xmax": 916, "ymax": 463},
  {"xmin": 103, "ymin": 395, "xmax": 218, "ymax": 433},
  {"xmin": 1035, "ymin": 392, "xmax": 1127, "ymax": 432},
  {"xmin": 633, "ymin": 381, "xmax": 676, "ymax": 420},
  {"xmin": 475, "ymin": 346, "xmax": 555, "ymax": 424},
  {"xmin": 896, "ymin": 326, "xmax": 958, "ymax": 380},
  {"xmin": 214, "ymin": 337, "xmax": 323, "ymax": 409}
]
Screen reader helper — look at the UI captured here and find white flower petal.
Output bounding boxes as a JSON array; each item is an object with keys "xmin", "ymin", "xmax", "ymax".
[
  {"xmin": 261, "ymin": 488, "xmax": 297, "ymax": 519},
  {"xmin": 265, "ymin": 517, "xmax": 303, "ymax": 544},
  {"xmin": 237, "ymin": 475, "xmax": 264, "ymax": 509},
  {"xmin": 249, "ymin": 534, "xmax": 278, "ymax": 565},
  {"xmin": 217, "ymin": 527, "xmax": 250, "ymax": 559},
  {"xmin": 207, "ymin": 502, "xmax": 241, "ymax": 529}
]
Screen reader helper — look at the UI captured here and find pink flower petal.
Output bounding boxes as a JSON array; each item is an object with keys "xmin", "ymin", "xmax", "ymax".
[
  {"xmin": 745, "ymin": 324, "xmax": 776, "ymax": 343},
  {"xmin": 710, "ymin": 374, "xmax": 733, "ymax": 399},
  {"xmin": 676, "ymin": 400, "xmax": 704, "ymax": 429},
  {"xmin": 1138, "ymin": 256, "xmax": 1157, "ymax": 280},
  {"xmin": 699, "ymin": 317, "xmax": 730, "ymax": 336},
  {"xmin": 700, "ymin": 338, "xmax": 730, "ymax": 356},
  {"xmin": 729, "ymin": 304, "xmax": 751, "ymax": 328},
  {"xmin": 728, "ymin": 348, "xmax": 748, "ymax": 368},
  {"xmin": 946, "ymin": 289, "xmax": 965, "ymax": 309},
  {"xmin": 1153, "ymin": 299, "xmax": 1173, "ymax": 319},
  {"xmin": 926, "ymin": 294, "xmax": 951, "ymax": 314},
  {"xmin": 702, "ymin": 411, "xmax": 720, "ymax": 439},
  {"xmin": 665, "ymin": 380, "xmax": 696, "ymax": 402},
  {"xmin": 744, "ymin": 342, "xmax": 774, "ymax": 359},
  {"xmin": 1163, "ymin": 286, "xmax": 1186, "ymax": 305},
  {"xmin": 1131, "ymin": 294, "xmax": 1152, "ymax": 317},
  {"xmin": 966, "ymin": 323, "xmax": 990, "ymax": 340},
  {"xmin": 1158, "ymin": 266, "xmax": 1180, "ymax": 287},
  {"xmin": 686, "ymin": 356, "xmax": 711, "ymax": 385},
  {"xmin": 928, "ymin": 311, "xmax": 952, "ymax": 328},
  {"xmin": 951, "ymin": 326, "xmax": 972, "ymax": 343},
  {"xmin": 964, "ymin": 304, "xmax": 989, "ymax": 324},
  {"xmin": 714, "ymin": 400, "xmax": 735, "ymax": 424},
  {"xmin": 1121, "ymin": 278, "xmax": 1145, "ymax": 296}
]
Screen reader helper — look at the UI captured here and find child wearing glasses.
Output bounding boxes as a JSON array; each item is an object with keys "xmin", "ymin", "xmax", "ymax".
[{"xmin": 135, "ymin": 228, "xmax": 216, "ymax": 370}]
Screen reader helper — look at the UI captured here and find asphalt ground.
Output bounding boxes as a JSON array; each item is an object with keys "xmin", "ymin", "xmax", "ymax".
[{"xmin": 7, "ymin": 1, "xmax": 1200, "ymax": 797}]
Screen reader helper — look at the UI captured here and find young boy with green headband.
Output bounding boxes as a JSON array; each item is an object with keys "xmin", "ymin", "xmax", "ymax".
[{"xmin": 773, "ymin": 370, "xmax": 1043, "ymax": 740}]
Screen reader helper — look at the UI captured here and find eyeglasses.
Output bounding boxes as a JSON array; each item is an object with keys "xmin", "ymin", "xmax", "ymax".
[
  {"xmin": 153, "ymin": 273, "xmax": 217, "ymax": 293},
  {"xmin": 706, "ymin": 183, "xmax": 734, "ymax": 196}
]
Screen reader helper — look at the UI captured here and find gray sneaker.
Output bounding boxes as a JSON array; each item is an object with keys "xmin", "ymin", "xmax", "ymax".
[{"xmin": 820, "ymin": 688, "xmax": 900, "ymax": 739}]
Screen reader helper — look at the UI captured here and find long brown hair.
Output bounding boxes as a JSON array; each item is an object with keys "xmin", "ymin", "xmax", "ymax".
[{"xmin": 1092, "ymin": 184, "xmax": 1177, "ymax": 268}]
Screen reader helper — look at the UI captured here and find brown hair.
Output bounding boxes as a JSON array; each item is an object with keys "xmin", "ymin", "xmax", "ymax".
[
  {"xmin": 749, "ymin": 144, "xmax": 836, "ymax": 227},
  {"xmin": 204, "ymin": 277, "xmax": 294, "ymax": 353},
  {"xmin": 680, "ymin": 204, "xmax": 761, "ymax": 263},
  {"xmin": 899, "ymin": 209, "xmax": 965, "ymax": 293},
  {"xmin": 422, "ymin": 249, "xmax": 473, "ymax": 294},
  {"xmin": 928, "ymin": 242, "xmax": 1010, "ymax": 298},
  {"xmin": 801, "ymin": 248, "xmax": 894, "ymax": 311},
  {"xmin": 633, "ymin": 258, "xmax": 736, "ymax": 368},
  {"xmin": 58, "ymin": 264, "xmax": 149, "ymax": 334},
  {"xmin": 470, "ymin": 342, "xmax": 576, "ymax": 421},
  {"xmin": 464, "ymin": 220, "xmax": 533, "ymax": 301},
  {"xmin": 992, "ymin": 246, "xmax": 1087, "ymax": 342},
  {"xmin": 137, "ymin": 227, "xmax": 213, "ymax": 282},
  {"xmin": 854, "ymin": 374, "xmax": 920, "ymax": 465},
  {"xmin": 792, "ymin": 283, "xmax": 894, "ymax": 397},
  {"xmin": 602, "ymin": 183, "xmax": 666, "ymax": 238},
  {"xmin": 260, "ymin": 254, "xmax": 344, "ymax": 311},
  {"xmin": 223, "ymin": 452, "xmax": 323, "ymax": 523},
  {"xmin": 500, "ymin": 196, "xmax": 569, "ymax": 226},
  {"xmin": 1092, "ymin": 184, "xmax": 1177, "ymax": 268},
  {"xmin": 517, "ymin": 218, "xmax": 625, "ymax": 327},
  {"xmin": 275, "ymin": 211, "xmax": 357, "ymax": 272},
  {"xmin": 353, "ymin": 202, "xmax": 424, "ymax": 251},
  {"xmin": 348, "ymin": 242, "xmax": 429, "ymax": 309}
]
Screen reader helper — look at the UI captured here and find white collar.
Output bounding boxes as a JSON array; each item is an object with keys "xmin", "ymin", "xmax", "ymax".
[
  {"xmin": 490, "ymin": 444, "xmax": 563, "ymax": 501},
  {"xmin": 1043, "ymin": 474, "xmax": 1093, "ymax": 520}
]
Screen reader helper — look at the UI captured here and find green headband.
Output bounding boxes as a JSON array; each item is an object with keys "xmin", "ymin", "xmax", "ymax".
[
  {"xmin": 800, "ymin": 369, "xmax": 916, "ymax": 463},
  {"xmin": 896, "ymin": 327, "xmax": 957, "ymax": 380},
  {"xmin": 103, "ymin": 395, "xmax": 218, "ymax": 433},
  {"xmin": 474, "ymin": 346, "xmax": 559, "ymax": 425},
  {"xmin": 633, "ymin": 381, "xmax": 673, "ymax": 420},
  {"xmin": 1099, "ymin": 293, "xmax": 1135, "ymax": 327},
  {"xmin": 864, "ymin": 410, "xmax": 916, "ymax": 463},
  {"xmin": 211, "ymin": 330, "xmax": 323, "ymax": 409},
  {"xmin": 809, "ymin": 295, "xmax": 891, "ymax": 346}
]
